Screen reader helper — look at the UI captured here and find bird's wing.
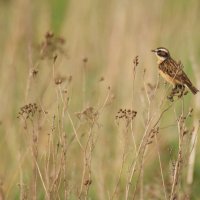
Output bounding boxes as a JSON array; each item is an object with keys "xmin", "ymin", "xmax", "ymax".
[
  {"xmin": 159, "ymin": 58, "xmax": 180, "ymax": 78},
  {"xmin": 159, "ymin": 59, "xmax": 193, "ymax": 85}
]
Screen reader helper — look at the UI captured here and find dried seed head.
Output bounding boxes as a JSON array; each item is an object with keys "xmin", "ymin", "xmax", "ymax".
[
  {"xmin": 115, "ymin": 108, "xmax": 137, "ymax": 126},
  {"xmin": 99, "ymin": 77, "xmax": 105, "ymax": 82},
  {"xmin": 40, "ymin": 32, "xmax": 66, "ymax": 60},
  {"xmin": 45, "ymin": 31, "xmax": 54, "ymax": 39},
  {"xmin": 83, "ymin": 57, "xmax": 88, "ymax": 63},
  {"xmin": 75, "ymin": 106, "xmax": 99, "ymax": 123},
  {"xmin": 32, "ymin": 69, "xmax": 38, "ymax": 77},
  {"xmin": 133, "ymin": 56, "xmax": 139, "ymax": 67},
  {"xmin": 54, "ymin": 75, "xmax": 66, "ymax": 85},
  {"xmin": 17, "ymin": 103, "xmax": 41, "ymax": 120},
  {"xmin": 84, "ymin": 179, "xmax": 92, "ymax": 186}
]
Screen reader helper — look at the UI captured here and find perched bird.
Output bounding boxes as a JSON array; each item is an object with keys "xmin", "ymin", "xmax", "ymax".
[{"xmin": 152, "ymin": 47, "xmax": 198, "ymax": 95}]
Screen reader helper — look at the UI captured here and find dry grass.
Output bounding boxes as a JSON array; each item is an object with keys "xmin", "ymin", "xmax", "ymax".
[{"xmin": 0, "ymin": 0, "xmax": 200, "ymax": 199}]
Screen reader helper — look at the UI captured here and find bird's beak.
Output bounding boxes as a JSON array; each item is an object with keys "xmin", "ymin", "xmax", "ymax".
[{"xmin": 151, "ymin": 49, "xmax": 156, "ymax": 53}]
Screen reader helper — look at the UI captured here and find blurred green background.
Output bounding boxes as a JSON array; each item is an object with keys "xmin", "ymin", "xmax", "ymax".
[{"xmin": 0, "ymin": 0, "xmax": 200, "ymax": 199}]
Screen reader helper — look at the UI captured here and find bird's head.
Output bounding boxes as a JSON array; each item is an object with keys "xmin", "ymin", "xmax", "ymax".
[{"xmin": 151, "ymin": 47, "xmax": 170, "ymax": 63}]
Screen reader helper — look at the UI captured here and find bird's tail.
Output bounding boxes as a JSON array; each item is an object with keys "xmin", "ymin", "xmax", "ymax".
[{"xmin": 186, "ymin": 83, "xmax": 199, "ymax": 95}]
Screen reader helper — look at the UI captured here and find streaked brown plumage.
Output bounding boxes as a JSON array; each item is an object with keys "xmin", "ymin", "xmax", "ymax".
[{"xmin": 152, "ymin": 47, "xmax": 198, "ymax": 95}]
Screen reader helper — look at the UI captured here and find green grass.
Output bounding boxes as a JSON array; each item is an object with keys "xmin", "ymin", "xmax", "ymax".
[{"xmin": 49, "ymin": 0, "xmax": 69, "ymax": 33}]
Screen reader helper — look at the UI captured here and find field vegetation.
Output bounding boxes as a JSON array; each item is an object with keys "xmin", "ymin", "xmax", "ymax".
[{"xmin": 0, "ymin": 0, "xmax": 200, "ymax": 199}]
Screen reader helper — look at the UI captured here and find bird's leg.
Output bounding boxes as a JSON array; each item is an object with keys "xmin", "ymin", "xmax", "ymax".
[
  {"xmin": 167, "ymin": 85, "xmax": 176, "ymax": 102},
  {"xmin": 168, "ymin": 84, "xmax": 180, "ymax": 102},
  {"xmin": 171, "ymin": 84, "xmax": 179, "ymax": 96},
  {"xmin": 177, "ymin": 84, "xmax": 185, "ymax": 98},
  {"xmin": 167, "ymin": 94, "xmax": 174, "ymax": 102},
  {"xmin": 173, "ymin": 84, "xmax": 179, "ymax": 93}
]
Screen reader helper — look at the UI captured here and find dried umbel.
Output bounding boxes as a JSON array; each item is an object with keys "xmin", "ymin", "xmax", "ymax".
[
  {"xmin": 75, "ymin": 106, "xmax": 99, "ymax": 124},
  {"xmin": 18, "ymin": 103, "xmax": 40, "ymax": 119},
  {"xmin": 115, "ymin": 108, "xmax": 137, "ymax": 126},
  {"xmin": 17, "ymin": 103, "xmax": 45, "ymax": 130},
  {"xmin": 39, "ymin": 31, "xmax": 66, "ymax": 60}
]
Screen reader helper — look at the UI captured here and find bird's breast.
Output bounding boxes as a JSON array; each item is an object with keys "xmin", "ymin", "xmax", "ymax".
[{"xmin": 158, "ymin": 69, "xmax": 176, "ymax": 85}]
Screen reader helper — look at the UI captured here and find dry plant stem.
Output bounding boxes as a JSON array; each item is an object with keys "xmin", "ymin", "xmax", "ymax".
[
  {"xmin": 49, "ymin": 158, "xmax": 62, "ymax": 192},
  {"xmin": 46, "ymin": 60, "xmax": 68, "ymax": 199},
  {"xmin": 143, "ymin": 71, "xmax": 151, "ymax": 123},
  {"xmin": 170, "ymin": 129, "xmax": 183, "ymax": 199},
  {"xmin": 187, "ymin": 46, "xmax": 200, "ymax": 190},
  {"xmin": 65, "ymin": 123, "xmax": 82, "ymax": 152},
  {"xmin": 78, "ymin": 127, "xmax": 94, "ymax": 199},
  {"xmin": 25, "ymin": 45, "xmax": 40, "ymax": 102},
  {"xmin": 53, "ymin": 67, "xmax": 61, "ymax": 197},
  {"xmin": 130, "ymin": 122, "xmax": 137, "ymax": 153},
  {"xmin": 56, "ymin": 88, "xmax": 68, "ymax": 197},
  {"xmin": 153, "ymin": 74, "xmax": 160, "ymax": 97},
  {"xmin": 137, "ymin": 71, "xmax": 151, "ymax": 199},
  {"xmin": 67, "ymin": 111, "xmax": 84, "ymax": 150},
  {"xmin": 85, "ymin": 144, "xmax": 93, "ymax": 199},
  {"xmin": 79, "ymin": 151, "xmax": 88, "ymax": 198},
  {"xmin": 79, "ymin": 88, "xmax": 111, "ymax": 199},
  {"xmin": 85, "ymin": 144, "xmax": 93, "ymax": 198},
  {"xmin": 125, "ymin": 104, "xmax": 172, "ymax": 200},
  {"xmin": 130, "ymin": 71, "xmax": 161, "ymax": 199},
  {"xmin": 34, "ymin": 158, "xmax": 49, "ymax": 199},
  {"xmin": 132, "ymin": 158, "xmax": 144, "ymax": 200},
  {"xmin": 22, "ymin": 117, "xmax": 45, "ymax": 199},
  {"xmin": 111, "ymin": 148, "xmax": 126, "ymax": 200},
  {"xmin": 25, "ymin": 44, "xmax": 33, "ymax": 102},
  {"xmin": 132, "ymin": 129, "xmax": 152, "ymax": 200},
  {"xmin": 131, "ymin": 58, "xmax": 138, "ymax": 152},
  {"xmin": 19, "ymin": 153, "xmax": 24, "ymax": 200},
  {"xmin": 52, "ymin": 58, "xmax": 80, "ymax": 151},
  {"xmin": 58, "ymin": 86, "xmax": 69, "ymax": 199},
  {"xmin": 143, "ymin": 71, "xmax": 160, "ymax": 128},
  {"xmin": 82, "ymin": 59, "xmax": 87, "ymax": 108},
  {"xmin": 187, "ymin": 120, "xmax": 199, "ymax": 185},
  {"xmin": 125, "ymin": 107, "xmax": 153, "ymax": 198},
  {"xmin": 45, "ymin": 116, "xmax": 55, "ymax": 198},
  {"xmin": 29, "ymin": 122, "xmax": 38, "ymax": 200},
  {"xmin": 140, "ymin": 158, "xmax": 144, "ymax": 200},
  {"xmin": 63, "ymin": 156, "xmax": 68, "ymax": 200},
  {"xmin": 170, "ymin": 100, "xmax": 184, "ymax": 200},
  {"xmin": 155, "ymin": 135, "xmax": 168, "ymax": 200},
  {"xmin": 52, "ymin": 60, "xmax": 56, "ymax": 81},
  {"xmin": 133, "ymin": 71, "xmax": 158, "ymax": 199},
  {"xmin": 98, "ymin": 87, "xmax": 111, "ymax": 113},
  {"xmin": 125, "ymin": 121, "xmax": 151, "ymax": 199},
  {"xmin": 56, "ymin": 89, "xmax": 62, "ymax": 144},
  {"xmin": 5, "ymin": 148, "xmax": 30, "ymax": 199}
]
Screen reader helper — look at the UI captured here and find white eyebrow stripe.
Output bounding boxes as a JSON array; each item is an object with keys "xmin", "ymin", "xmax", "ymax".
[{"xmin": 157, "ymin": 48, "xmax": 168, "ymax": 53}]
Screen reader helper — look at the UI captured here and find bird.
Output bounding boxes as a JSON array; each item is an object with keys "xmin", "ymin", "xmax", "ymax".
[{"xmin": 152, "ymin": 47, "xmax": 198, "ymax": 96}]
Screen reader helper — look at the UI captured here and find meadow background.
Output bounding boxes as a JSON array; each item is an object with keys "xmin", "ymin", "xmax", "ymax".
[{"xmin": 0, "ymin": 0, "xmax": 200, "ymax": 199}]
